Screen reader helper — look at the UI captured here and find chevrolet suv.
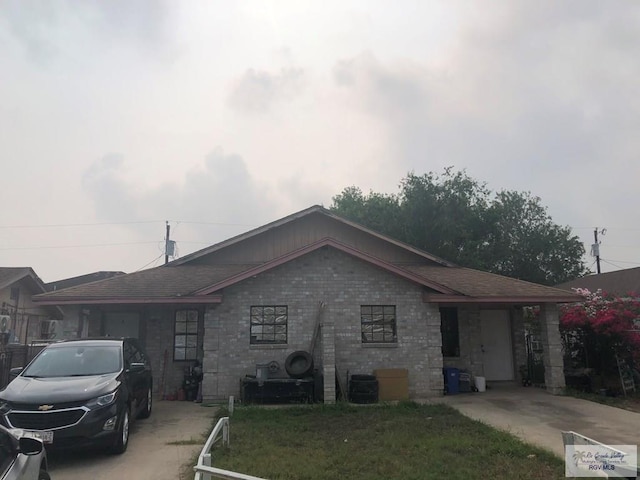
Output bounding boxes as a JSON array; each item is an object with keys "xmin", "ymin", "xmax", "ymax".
[{"xmin": 0, "ymin": 338, "xmax": 152, "ymax": 454}]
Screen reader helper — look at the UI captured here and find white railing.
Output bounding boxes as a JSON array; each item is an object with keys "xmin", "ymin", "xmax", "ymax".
[{"xmin": 193, "ymin": 413, "xmax": 267, "ymax": 480}]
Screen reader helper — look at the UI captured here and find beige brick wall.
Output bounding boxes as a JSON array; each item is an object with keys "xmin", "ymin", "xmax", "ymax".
[{"xmin": 202, "ymin": 247, "xmax": 443, "ymax": 402}]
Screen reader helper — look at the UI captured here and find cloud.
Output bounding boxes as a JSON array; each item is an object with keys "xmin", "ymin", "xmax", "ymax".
[
  {"xmin": 227, "ymin": 67, "xmax": 305, "ymax": 113},
  {"xmin": 1, "ymin": 0, "xmax": 173, "ymax": 65},
  {"xmin": 81, "ymin": 148, "xmax": 278, "ymax": 244},
  {"xmin": 331, "ymin": 4, "xmax": 640, "ymax": 209},
  {"xmin": 82, "ymin": 153, "xmax": 137, "ymax": 221}
]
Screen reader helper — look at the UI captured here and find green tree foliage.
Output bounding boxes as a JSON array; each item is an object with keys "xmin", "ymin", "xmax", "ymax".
[{"xmin": 330, "ymin": 168, "xmax": 588, "ymax": 285}]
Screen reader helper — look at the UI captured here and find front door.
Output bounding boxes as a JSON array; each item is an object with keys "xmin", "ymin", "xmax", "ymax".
[{"xmin": 479, "ymin": 310, "xmax": 514, "ymax": 381}]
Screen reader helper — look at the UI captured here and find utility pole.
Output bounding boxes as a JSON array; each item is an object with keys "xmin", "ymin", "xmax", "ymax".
[
  {"xmin": 591, "ymin": 227, "xmax": 606, "ymax": 274},
  {"xmin": 165, "ymin": 221, "xmax": 170, "ymax": 265}
]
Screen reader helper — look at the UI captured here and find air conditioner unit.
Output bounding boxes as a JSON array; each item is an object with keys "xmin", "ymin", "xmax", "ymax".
[
  {"xmin": 0, "ymin": 315, "xmax": 10, "ymax": 333},
  {"xmin": 40, "ymin": 319, "xmax": 58, "ymax": 340}
]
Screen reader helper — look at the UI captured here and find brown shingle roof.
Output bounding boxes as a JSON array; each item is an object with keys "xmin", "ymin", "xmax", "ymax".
[
  {"xmin": 404, "ymin": 265, "xmax": 580, "ymax": 300},
  {"xmin": 34, "ymin": 264, "xmax": 258, "ymax": 300},
  {"xmin": 32, "ymin": 206, "xmax": 582, "ymax": 306},
  {"xmin": 556, "ymin": 267, "xmax": 640, "ymax": 296},
  {"xmin": 44, "ymin": 271, "xmax": 126, "ymax": 292}
]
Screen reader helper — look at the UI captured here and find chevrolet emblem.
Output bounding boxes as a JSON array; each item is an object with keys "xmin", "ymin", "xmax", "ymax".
[{"xmin": 38, "ymin": 405, "xmax": 53, "ymax": 411}]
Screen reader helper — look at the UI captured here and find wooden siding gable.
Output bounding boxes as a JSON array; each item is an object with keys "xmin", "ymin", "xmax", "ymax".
[{"xmin": 173, "ymin": 206, "xmax": 454, "ymax": 268}]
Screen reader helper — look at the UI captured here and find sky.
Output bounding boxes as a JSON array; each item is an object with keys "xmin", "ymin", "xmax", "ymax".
[{"xmin": 1, "ymin": 1, "xmax": 639, "ymax": 283}]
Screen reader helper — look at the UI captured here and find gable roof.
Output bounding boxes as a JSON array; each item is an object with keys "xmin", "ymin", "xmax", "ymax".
[
  {"xmin": 0, "ymin": 267, "xmax": 39, "ymax": 291},
  {"xmin": 556, "ymin": 267, "xmax": 640, "ymax": 296},
  {"xmin": 0, "ymin": 267, "xmax": 64, "ymax": 318},
  {"xmin": 171, "ymin": 205, "xmax": 457, "ymax": 268},
  {"xmin": 33, "ymin": 206, "xmax": 581, "ymax": 306}
]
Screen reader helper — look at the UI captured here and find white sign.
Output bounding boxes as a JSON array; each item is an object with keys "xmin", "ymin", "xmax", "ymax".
[{"xmin": 565, "ymin": 443, "xmax": 637, "ymax": 478}]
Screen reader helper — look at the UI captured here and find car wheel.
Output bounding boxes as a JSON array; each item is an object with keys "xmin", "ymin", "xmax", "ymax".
[
  {"xmin": 38, "ymin": 470, "xmax": 51, "ymax": 480},
  {"xmin": 110, "ymin": 406, "xmax": 130, "ymax": 454},
  {"xmin": 138, "ymin": 386, "xmax": 152, "ymax": 419}
]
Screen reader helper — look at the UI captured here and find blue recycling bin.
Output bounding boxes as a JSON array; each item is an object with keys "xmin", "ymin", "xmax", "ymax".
[{"xmin": 443, "ymin": 367, "xmax": 460, "ymax": 395}]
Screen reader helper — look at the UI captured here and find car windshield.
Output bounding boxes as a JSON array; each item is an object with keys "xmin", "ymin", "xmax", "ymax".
[{"xmin": 22, "ymin": 345, "xmax": 122, "ymax": 378}]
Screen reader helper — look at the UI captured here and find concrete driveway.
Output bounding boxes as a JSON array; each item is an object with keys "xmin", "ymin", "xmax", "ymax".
[
  {"xmin": 439, "ymin": 384, "xmax": 639, "ymax": 458},
  {"xmin": 48, "ymin": 400, "xmax": 218, "ymax": 480}
]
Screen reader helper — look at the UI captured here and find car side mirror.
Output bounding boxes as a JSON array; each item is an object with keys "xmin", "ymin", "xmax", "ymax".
[
  {"xmin": 9, "ymin": 367, "xmax": 23, "ymax": 379},
  {"xmin": 19, "ymin": 437, "xmax": 43, "ymax": 455}
]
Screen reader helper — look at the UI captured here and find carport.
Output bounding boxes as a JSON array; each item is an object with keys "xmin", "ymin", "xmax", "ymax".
[{"xmin": 438, "ymin": 385, "xmax": 639, "ymax": 458}]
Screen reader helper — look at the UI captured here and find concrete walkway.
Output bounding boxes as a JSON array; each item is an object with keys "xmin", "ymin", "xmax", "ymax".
[{"xmin": 437, "ymin": 384, "xmax": 639, "ymax": 458}]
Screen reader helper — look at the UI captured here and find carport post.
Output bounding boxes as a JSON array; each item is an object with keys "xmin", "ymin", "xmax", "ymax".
[
  {"xmin": 539, "ymin": 303, "xmax": 566, "ymax": 394},
  {"xmin": 322, "ymin": 316, "xmax": 336, "ymax": 404}
]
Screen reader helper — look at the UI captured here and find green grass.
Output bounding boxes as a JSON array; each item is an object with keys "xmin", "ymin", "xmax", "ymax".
[
  {"xmin": 563, "ymin": 388, "xmax": 640, "ymax": 413},
  {"xmin": 210, "ymin": 402, "xmax": 565, "ymax": 480}
]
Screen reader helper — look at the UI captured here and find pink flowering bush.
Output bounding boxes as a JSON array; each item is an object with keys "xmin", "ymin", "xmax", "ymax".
[{"xmin": 560, "ymin": 288, "xmax": 640, "ymax": 385}]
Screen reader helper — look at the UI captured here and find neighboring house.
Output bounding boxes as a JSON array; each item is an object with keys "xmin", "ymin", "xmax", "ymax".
[
  {"xmin": 33, "ymin": 206, "xmax": 579, "ymax": 403},
  {"xmin": 44, "ymin": 271, "xmax": 125, "ymax": 339},
  {"xmin": 0, "ymin": 267, "xmax": 63, "ymax": 344},
  {"xmin": 556, "ymin": 267, "xmax": 640, "ymax": 296}
]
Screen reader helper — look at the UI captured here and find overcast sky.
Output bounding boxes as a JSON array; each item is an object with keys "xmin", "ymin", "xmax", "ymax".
[{"xmin": 1, "ymin": 1, "xmax": 639, "ymax": 283}]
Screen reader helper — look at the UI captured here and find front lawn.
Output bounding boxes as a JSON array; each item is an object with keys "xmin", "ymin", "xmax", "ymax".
[
  {"xmin": 211, "ymin": 402, "xmax": 564, "ymax": 480},
  {"xmin": 564, "ymin": 388, "xmax": 640, "ymax": 414}
]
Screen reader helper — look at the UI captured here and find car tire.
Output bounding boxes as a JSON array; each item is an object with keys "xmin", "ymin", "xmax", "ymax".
[
  {"xmin": 38, "ymin": 470, "xmax": 51, "ymax": 480},
  {"xmin": 110, "ymin": 406, "xmax": 130, "ymax": 454},
  {"xmin": 138, "ymin": 386, "xmax": 152, "ymax": 419}
]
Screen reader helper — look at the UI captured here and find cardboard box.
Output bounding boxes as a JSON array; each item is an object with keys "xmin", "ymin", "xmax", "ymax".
[{"xmin": 373, "ymin": 368, "xmax": 409, "ymax": 401}]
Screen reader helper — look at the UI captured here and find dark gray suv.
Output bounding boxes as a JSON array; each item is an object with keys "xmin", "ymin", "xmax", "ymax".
[{"xmin": 0, "ymin": 338, "xmax": 152, "ymax": 454}]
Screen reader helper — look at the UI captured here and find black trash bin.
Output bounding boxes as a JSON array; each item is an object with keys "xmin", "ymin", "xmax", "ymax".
[{"xmin": 348, "ymin": 374, "xmax": 378, "ymax": 404}]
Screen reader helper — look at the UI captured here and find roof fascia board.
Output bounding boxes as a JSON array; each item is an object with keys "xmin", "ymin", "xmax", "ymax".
[
  {"xmin": 423, "ymin": 294, "xmax": 583, "ymax": 304},
  {"xmin": 33, "ymin": 295, "xmax": 223, "ymax": 306},
  {"xmin": 194, "ymin": 238, "xmax": 458, "ymax": 296}
]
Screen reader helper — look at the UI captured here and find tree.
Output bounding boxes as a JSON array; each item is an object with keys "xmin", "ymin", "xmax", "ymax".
[
  {"xmin": 484, "ymin": 190, "xmax": 587, "ymax": 285},
  {"xmin": 330, "ymin": 168, "xmax": 588, "ymax": 285}
]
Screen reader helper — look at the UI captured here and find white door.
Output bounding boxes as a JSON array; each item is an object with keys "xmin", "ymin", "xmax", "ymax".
[
  {"xmin": 479, "ymin": 310, "xmax": 514, "ymax": 381},
  {"xmin": 103, "ymin": 312, "xmax": 140, "ymax": 338}
]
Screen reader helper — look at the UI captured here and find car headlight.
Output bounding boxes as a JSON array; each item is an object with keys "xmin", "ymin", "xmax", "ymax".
[
  {"xmin": 86, "ymin": 391, "xmax": 118, "ymax": 409},
  {"xmin": 0, "ymin": 401, "xmax": 10, "ymax": 415}
]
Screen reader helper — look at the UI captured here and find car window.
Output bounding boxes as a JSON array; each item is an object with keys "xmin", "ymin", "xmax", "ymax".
[{"xmin": 23, "ymin": 345, "xmax": 122, "ymax": 377}]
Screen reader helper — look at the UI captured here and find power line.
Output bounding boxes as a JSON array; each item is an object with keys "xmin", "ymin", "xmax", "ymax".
[
  {"xmin": 0, "ymin": 220, "xmax": 164, "ymax": 229},
  {"xmin": 0, "ymin": 241, "xmax": 158, "ymax": 251},
  {"xmin": 602, "ymin": 259, "xmax": 640, "ymax": 266},
  {"xmin": 0, "ymin": 220, "xmax": 257, "ymax": 229},
  {"xmin": 601, "ymin": 259, "xmax": 627, "ymax": 270},
  {"xmin": 134, "ymin": 254, "xmax": 165, "ymax": 272}
]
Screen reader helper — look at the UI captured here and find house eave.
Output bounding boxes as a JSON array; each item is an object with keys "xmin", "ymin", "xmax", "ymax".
[
  {"xmin": 423, "ymin": 294, "xmax": 583, "ymax": 304},
  {"xmin": 32, "ymin": 295, "xmax": 223, "ymax": 306}
]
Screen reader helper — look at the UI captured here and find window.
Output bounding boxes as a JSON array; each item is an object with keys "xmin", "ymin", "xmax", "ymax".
[
  {"xmin": 361, "ymin": 305, "xmax": 397, "ymax": 343},
  {"xmin": 440, "ymin": 307, "xmax": 460, "ymax": 357},
  {"xmin": 174, "ymin": 310, "xmax": 199, "ymax": 360},
  {"xmin": 250, "ymin": 306, "xmax": 288, "ymax": 344}
]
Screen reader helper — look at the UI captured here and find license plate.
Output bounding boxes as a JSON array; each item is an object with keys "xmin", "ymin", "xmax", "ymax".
[{"xmin": 26, "ymin": 430, "xmax": 54, "ymax": 444}]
